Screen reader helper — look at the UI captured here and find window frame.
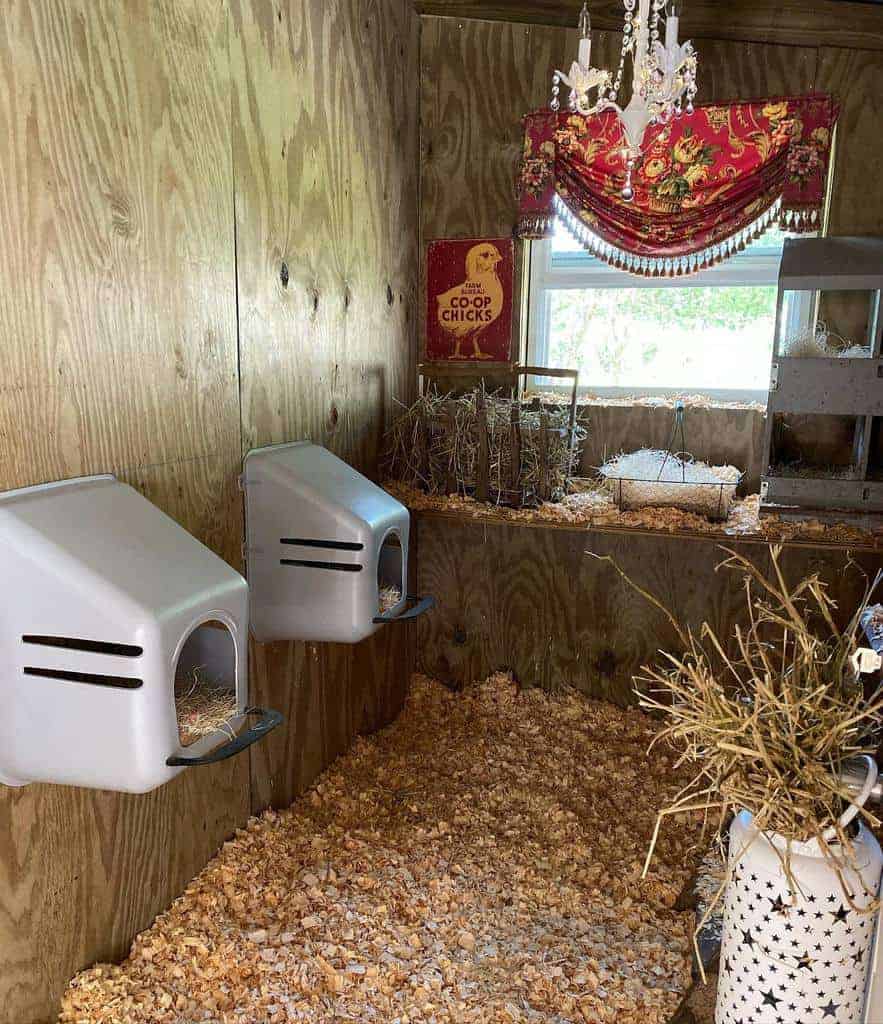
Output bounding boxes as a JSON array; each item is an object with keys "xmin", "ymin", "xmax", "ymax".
[{"xmin": 526, "ymin": 234, "xmax": 813, "ymax": 405}]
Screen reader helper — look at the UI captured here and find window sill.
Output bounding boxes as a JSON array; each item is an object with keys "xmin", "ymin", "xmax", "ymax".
[{"xmin": 524, "ymin": 390, "xmax": 767, "ymax": 412}]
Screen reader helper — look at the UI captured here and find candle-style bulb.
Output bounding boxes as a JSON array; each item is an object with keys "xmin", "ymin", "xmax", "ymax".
[{"xmin": 577, "ymin": 2, "xmax": 592, "ymax": 68}]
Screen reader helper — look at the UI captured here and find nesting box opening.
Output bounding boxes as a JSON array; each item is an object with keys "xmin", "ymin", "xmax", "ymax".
[
  {"xmin": 377, "ymin": 531, "xmax": 404, "ymax": 614},
  {"xmin": 173, "ymin": 619, "xmax": 241, "ymax": 748}
]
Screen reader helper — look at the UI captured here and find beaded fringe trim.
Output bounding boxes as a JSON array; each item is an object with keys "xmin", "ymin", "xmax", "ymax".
[{"xmin": 550, "ymin": 192, "xmax": 786, "ymax": 278}]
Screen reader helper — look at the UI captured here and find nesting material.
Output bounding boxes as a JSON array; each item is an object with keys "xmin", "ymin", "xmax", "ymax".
[
  {"xmin": 384, "ymin": 389, "xmax": 586, "ymax": 503},
  {"xmin": 174, "ymin": 668, "xmax": 238, "ymax": 747},
  {"xmin": 770, "ymin": 462, "xmax": 858, "ymax": 479},
  {"xmin": 599, "ymin": 449, "xmax": 741, "ymax": 519},
  {"xmin": 62, "ymin": 673, "xmax": 703, "ymax": 1024},
  {"xmin": 782, "ymin": 321, "xmax": 869, "ymax": 359},
  {"xmin": 378, "ymin": 585, "xmax": 402, "ymax": 614}
]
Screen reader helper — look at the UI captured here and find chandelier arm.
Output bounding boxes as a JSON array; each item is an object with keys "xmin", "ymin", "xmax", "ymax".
[{"xmin": 549, "ymin": 0, "xmax": 700, "ymax": 184}]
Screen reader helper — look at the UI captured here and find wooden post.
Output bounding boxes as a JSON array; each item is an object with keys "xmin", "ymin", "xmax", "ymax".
[
  {"xmin": 417, "ymin": 405, "xmax": 429, "ymax": 490},
  {"xmin": 444, "ymin": 401, "xmax": 457, "ymax": 495},
  {"xmin": 509, "ymin": 402, "xmax": 522, "ymax": 507},
  {"xmin": 538, "ymin": 409, "xmax": 550, "ymax": 503},
  {"xmin": 475, "ymin": 389, "xmax": 489, "ymax": 502}
]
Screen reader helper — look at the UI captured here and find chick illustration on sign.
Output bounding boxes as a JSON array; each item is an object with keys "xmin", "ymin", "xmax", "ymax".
[
  {"xmin": 436, "ymin": 243, "xmax": 503, "ymax": 359},
  {"xmin": 426, "ymin": 238, "xmax": 514, "ymax": 363}
]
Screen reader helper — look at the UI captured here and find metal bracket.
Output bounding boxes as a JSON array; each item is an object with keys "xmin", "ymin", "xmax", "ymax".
[
  {"xmin": 769, "ymin": 362, "xmax": 779, "ymax": 391},
  {"xmin": 760, "ymin": 480, "xmax": 769, "ymax": 500}
]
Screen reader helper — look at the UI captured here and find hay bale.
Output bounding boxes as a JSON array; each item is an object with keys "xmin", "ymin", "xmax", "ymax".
[
  {"xmin": 599, "ymin": 449, "xmax": 741, "ymax": 519},
  {"xmin": 383, "ymin": 388, "xmax": 586, "ymax": 503}
]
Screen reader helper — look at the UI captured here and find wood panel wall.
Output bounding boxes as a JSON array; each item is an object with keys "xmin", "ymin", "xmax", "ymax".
[
  {"xmin": 415, "ymin": 1, "xmax": 883, "ymax": 52},
  {"xmin": 416, "ymin": 513, "xmax": 882, "ymax": 704},
  {"xmin": 0, "ymin": 1, "xmax": 418, "ymax": 1020}
]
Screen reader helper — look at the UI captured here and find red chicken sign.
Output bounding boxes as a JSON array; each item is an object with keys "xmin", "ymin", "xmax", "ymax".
[{"xmin": 425, "ymin": 238, "xmax": 515, "ymax": 362}]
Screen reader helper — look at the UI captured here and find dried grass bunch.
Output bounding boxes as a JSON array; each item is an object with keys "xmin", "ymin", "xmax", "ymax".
[
  {"xmin": 627, "ymin": 547, "xmax": 883, "ymax": 892},
  {"xmin": 782, "ymin": 319, "xmax": 869, "ymax": 359},
  {"xmin": 383, "ymin": 388, "xmax": 586, "ymax": 503},
  {"xmin": 175, "ymin": 667, "xmax": 239, "ymax": 747}
]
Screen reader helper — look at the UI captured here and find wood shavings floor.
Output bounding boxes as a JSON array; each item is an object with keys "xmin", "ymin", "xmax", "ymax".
[{"xmin": 61, "ymin": 674, "xmax": 702, "ymax": 1024}]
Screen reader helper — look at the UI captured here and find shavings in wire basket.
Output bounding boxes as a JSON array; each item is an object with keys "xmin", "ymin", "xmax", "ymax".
[
  {"xmin": 599, "ymin": 449, "xmax": 742, "ymax": 520},
  {"xmin": 378, "ymin": 585, "xmax": 401, "ymax": 614},
  {"xmin": 174, "ymin": 667, "xmax": 239, "ymax": 747}
]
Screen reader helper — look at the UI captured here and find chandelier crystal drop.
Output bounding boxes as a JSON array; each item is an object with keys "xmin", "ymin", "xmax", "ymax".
[{"xmin": 551, "ymin": 0, "xmax": 699, "ymax": 200}]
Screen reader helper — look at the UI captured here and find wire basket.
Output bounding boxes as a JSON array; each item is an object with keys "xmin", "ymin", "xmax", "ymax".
[
  {"xmin": 599, "ymin": 403, "xmax": 742, "ymax": 521},
  {"xmin": 605, "ymin": 473, "xmax": 740, "ymax": 520}
]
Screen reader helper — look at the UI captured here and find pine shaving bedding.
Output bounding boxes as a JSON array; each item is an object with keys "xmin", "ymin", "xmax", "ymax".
[
  {"xmin": 599, "ymin": 450, "xmax": 741, "ymax": 518},
  {"xmin": 62, "ymin": 673, "xmax": 702, "ymax": 1024}
]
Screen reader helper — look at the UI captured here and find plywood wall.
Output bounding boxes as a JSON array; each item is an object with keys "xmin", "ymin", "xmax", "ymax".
[
  {"xmin": 0, "ymin": 1, "xmax": 418, "ymax": 1020},
  {"xmin": 417, "ymin": 513, "xmax": 882, "ymax": 704}
]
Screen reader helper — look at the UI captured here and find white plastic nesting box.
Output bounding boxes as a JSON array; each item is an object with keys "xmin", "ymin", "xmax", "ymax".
[
  {"xmin": 243, "ymin": 442, "xmax": 433, "ymax": 643},
  {"xmin": 0, "ymin": 475, "xmax": 279, "ymax": 793}
]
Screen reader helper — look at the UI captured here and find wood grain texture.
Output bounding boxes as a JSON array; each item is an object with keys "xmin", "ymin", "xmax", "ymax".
[
  {"xmin": 416, "ymin": 513, "xmax": 881, "ymax": 704},
  {"xmin": 813, "ymin": 47, "xmax": 883, "ymax": 348},
  {"xmin": 414, "ymin": 1, "xmax": 883, "ymax": 52},
  {"xmin": 231, "ymin": 0, "xmax": 419, "ymax": 467},
  {"xmin": 0, "ymin": 3, "xmax": 250, "ymax": 1016},
  {"xmin": 0, "ymin": 0, "xmax": 420, "ymax": 1019},
  {"xmin": 0, "ymin": 0, "xmax": 242, "ymax": 489},
  {"xmin": 230, "ymin": 0, "xmax": 420, "ymax": 812}
]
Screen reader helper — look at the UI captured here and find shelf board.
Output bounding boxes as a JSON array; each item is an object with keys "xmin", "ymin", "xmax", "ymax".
[
  {"xmin": 780, "ymin": 237, "xmax": 883, "ymax": 291},
  {"xmin": 766, "ymin": 357, "xmax": 883, "ymax": 416},
  {"xmin": 763, "ymin": 475, "xmax": 883, "ymax": 510}
]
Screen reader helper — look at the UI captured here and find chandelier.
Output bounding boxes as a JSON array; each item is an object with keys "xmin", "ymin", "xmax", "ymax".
[{"xmin": 551, "ymin": 0, "xmax": 698, "ymax": 200}]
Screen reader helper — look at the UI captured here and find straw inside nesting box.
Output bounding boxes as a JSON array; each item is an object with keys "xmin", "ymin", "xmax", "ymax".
[
  {"xmin": 378, "ymin": 585, "xmax": 401, "ymax": 614},
  {"xmin": 174, "ymin": 666, "xmax": 239, "ymax": 747}
]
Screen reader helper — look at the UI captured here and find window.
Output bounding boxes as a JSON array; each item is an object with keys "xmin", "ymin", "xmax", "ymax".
[{"xmin": 527, "ymin": 225, "xmax": 813, "ymax": 403}]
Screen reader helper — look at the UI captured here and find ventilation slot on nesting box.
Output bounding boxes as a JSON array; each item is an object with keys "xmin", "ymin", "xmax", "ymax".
[
  {"xmin": 0, "ymin": 474, "xmax": 281, "ymax": 793},
  {"xmin": 23, "ymin": 635, "xmax": 144, "ymax": 657},
  {"xmin": 244, "ymin": 442, "xmax": 434, "ymax": 643},
  {"xmin": 23, "ymin": 667, "xmax": 143, "ymax": 688}
]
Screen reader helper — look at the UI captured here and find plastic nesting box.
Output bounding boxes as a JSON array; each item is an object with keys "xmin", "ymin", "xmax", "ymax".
[
  {"xmin": 243, "ymin": 442, "xmax": 434, "ymax": 643},
  {"xmin": 0, "ymin": 475, "xmax": 280, "ymax": 793}
]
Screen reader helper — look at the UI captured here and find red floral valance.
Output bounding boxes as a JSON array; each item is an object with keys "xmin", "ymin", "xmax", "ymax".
[{"xmin": 517, "ymin": 94, "xmax": 840, "ymax": 276}]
